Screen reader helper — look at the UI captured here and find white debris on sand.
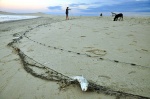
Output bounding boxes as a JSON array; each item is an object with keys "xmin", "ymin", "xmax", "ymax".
[{"xmin": 71, "ymin": 75, "xmax": 89, "ymax": 91}]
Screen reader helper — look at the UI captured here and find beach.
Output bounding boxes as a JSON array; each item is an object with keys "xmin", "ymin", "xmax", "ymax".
[{"xmin": 0, "ymin": 12, "xmax": 150, "ymax": 99}]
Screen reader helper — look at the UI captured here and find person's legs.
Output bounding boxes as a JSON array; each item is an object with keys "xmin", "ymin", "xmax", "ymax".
[
  {"xmin": 66, "ymin": 15, "xmax": 67, "ymax": 20},
  {"xmin": 66, "ymin": 14, "xmax": 68, "ymax": 20}
]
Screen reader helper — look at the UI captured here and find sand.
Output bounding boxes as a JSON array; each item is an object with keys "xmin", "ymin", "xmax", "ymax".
[{"xmin": 0, "ymin": 12, "xmax": 150, "ymax": 99}]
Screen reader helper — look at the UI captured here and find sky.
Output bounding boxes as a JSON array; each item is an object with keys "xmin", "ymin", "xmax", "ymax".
[{"xmin": 0, "ymin": 0, "xmax": 150, "ymax": 16}]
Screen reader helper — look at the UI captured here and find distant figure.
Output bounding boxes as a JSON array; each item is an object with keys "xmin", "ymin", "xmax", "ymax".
[
  {"xmin": 114, "ymin": 13, "xmax": 123, "ymax": 21},
  {"xmin": 100, "ymin": 13, "xmax": 102, "ymax": 17},
  {"xmin": 111, "ymin": 12, "xmax": 116, "ymax": 17},
  {"xmin": 66, "ymin": 7, "xmax": 71, "ymax": 20}
]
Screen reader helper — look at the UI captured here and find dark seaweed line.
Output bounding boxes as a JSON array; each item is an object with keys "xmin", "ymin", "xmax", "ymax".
[
  {"xmin": 88, "ymin": 82, "xmax": 150, "ymax": 99},
  {"xmin": 18, "ymin": 50, "xmax": 72, "ymax": 83}
]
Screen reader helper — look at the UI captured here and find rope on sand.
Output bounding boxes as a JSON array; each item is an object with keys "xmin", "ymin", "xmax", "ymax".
[{"xmin": 24, "ymin": 34, "xmax": 149, "ymax": 69}]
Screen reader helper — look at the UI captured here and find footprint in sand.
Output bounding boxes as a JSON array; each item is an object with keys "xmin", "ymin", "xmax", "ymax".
[
  {"xmin": 86, "ymin": 48, "xmax": 107, "ymax": 56},
  {"xmin": 80, "ymin": 36, "xmax": 86, "ymax": 37},
  {"xmin": 127, "ymin": 34, "xmax": 134, "ymax": 37},
  {"xmin": 129, "ymin": 40, "xmax": 137, "ymax": 46},
  {"xmin": 141, "ymin": 49, "xmax": 148, "ymax": 52},
  {"xmin": 105, "ymin": 33, "xmax": 111, "ymax": 35},
  {"xmin": 136, "ymin": 49, "xmax": 149, "ymax": 53},
  {"xmin": 98, "ymin": 75, "xmax": 111, "ymax": 79},
  {"xmin": 27, "ymin": 46, "xmax": 34, "ymax": 52},
  {"xmin": 128, "ymin": 71, "xmax": 136, "ymax": 74},
  {"xmin": 27, "ymin": 49, "xmax": 34, "ymax": 52}
]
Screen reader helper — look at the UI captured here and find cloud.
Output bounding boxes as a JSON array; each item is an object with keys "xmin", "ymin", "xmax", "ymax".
[
  {"xmin": 135, "ymin": 0, "xmax": 149, "ymax": 1},
  {"xmin": 48, "ymin": 6, "xmax": 62, "ymax": 10},
  {"xmin": 68, "ymin": 1, "xmax": 120, "ymax": 10},
  {"xmin": 0, "ymin": 0, "xmax": 149, "ymax": 15},
  {"xmin": 79, "ymin": 0, "xmax": 150, "ymax": 12},
  {"xmin": 46, "ymin": 0, "xmax": 149, "ymax": 16}
]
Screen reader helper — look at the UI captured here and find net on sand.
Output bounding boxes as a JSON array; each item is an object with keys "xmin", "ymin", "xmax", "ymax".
[
  {"xmin": 7, "ymin": 24, "xmax": 149, "ymax": 99},
  {"xmin": 18, "ymin": 49, "xmax": 150, "ymax": 99}
]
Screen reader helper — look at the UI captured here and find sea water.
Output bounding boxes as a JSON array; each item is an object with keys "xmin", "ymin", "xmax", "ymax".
[{"xmin": 0, "ymin": 14, "xmax": 39, "ymax": 22}]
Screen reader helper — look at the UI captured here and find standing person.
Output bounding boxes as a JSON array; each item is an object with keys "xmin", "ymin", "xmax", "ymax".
[
  {"xmin": 66, "ymin": 7, "xmax": 71, "ymax": 20},
  {"xmin": 100, "ymin": 13, "xmax": 102, "ymax": 17}
]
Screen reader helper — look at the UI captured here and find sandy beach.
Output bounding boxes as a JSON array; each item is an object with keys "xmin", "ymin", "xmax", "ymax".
[{"xmin": 0, "ymin": 12, "xmax": 150, "ymax": 99}]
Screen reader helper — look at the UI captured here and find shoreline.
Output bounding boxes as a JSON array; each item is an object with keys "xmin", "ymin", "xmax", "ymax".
[{"xmin": 0, "ymin": 13, "xmax": 150, "ymax": 99}]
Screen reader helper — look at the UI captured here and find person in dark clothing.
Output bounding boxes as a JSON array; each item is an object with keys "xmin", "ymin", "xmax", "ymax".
[
  {"xmin": 100, "ymin": 13, "xmax": 102, "ymax": 17},
  {"xmin": 66, "ymin": 7, "xmax": 71, "ymax": 20}
]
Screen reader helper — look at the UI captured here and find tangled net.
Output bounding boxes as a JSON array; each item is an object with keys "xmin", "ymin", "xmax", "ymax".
[{"xmin": 7, "ymin": 25, "xmax": 150, "ymax": 99}]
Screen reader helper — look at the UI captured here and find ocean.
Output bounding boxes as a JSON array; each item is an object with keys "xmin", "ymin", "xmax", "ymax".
[{"xmin": 0, "ymin": 15, "xmax": 39, "ymax": 22}]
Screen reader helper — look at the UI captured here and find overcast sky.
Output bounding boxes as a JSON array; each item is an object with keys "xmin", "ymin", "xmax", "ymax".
[{"xmin": 0, "ymin": 0, "xmax": 150, "ymax": 15}]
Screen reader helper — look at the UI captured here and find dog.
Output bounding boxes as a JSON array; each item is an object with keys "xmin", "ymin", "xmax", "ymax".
[{"xmin": 114, "ymin": 13, "xmax": 123, "ymax": 21}]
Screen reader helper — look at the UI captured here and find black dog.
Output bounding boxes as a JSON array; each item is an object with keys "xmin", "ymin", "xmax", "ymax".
[{"xmin": 114, "ymin": 13, "xmax": 123, "ymax": 21}]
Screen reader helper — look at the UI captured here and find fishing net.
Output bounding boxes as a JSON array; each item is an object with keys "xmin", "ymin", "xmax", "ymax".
[{"xmin": 7, "ymin": 23, "xmax": 149, "ymax": 99}]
